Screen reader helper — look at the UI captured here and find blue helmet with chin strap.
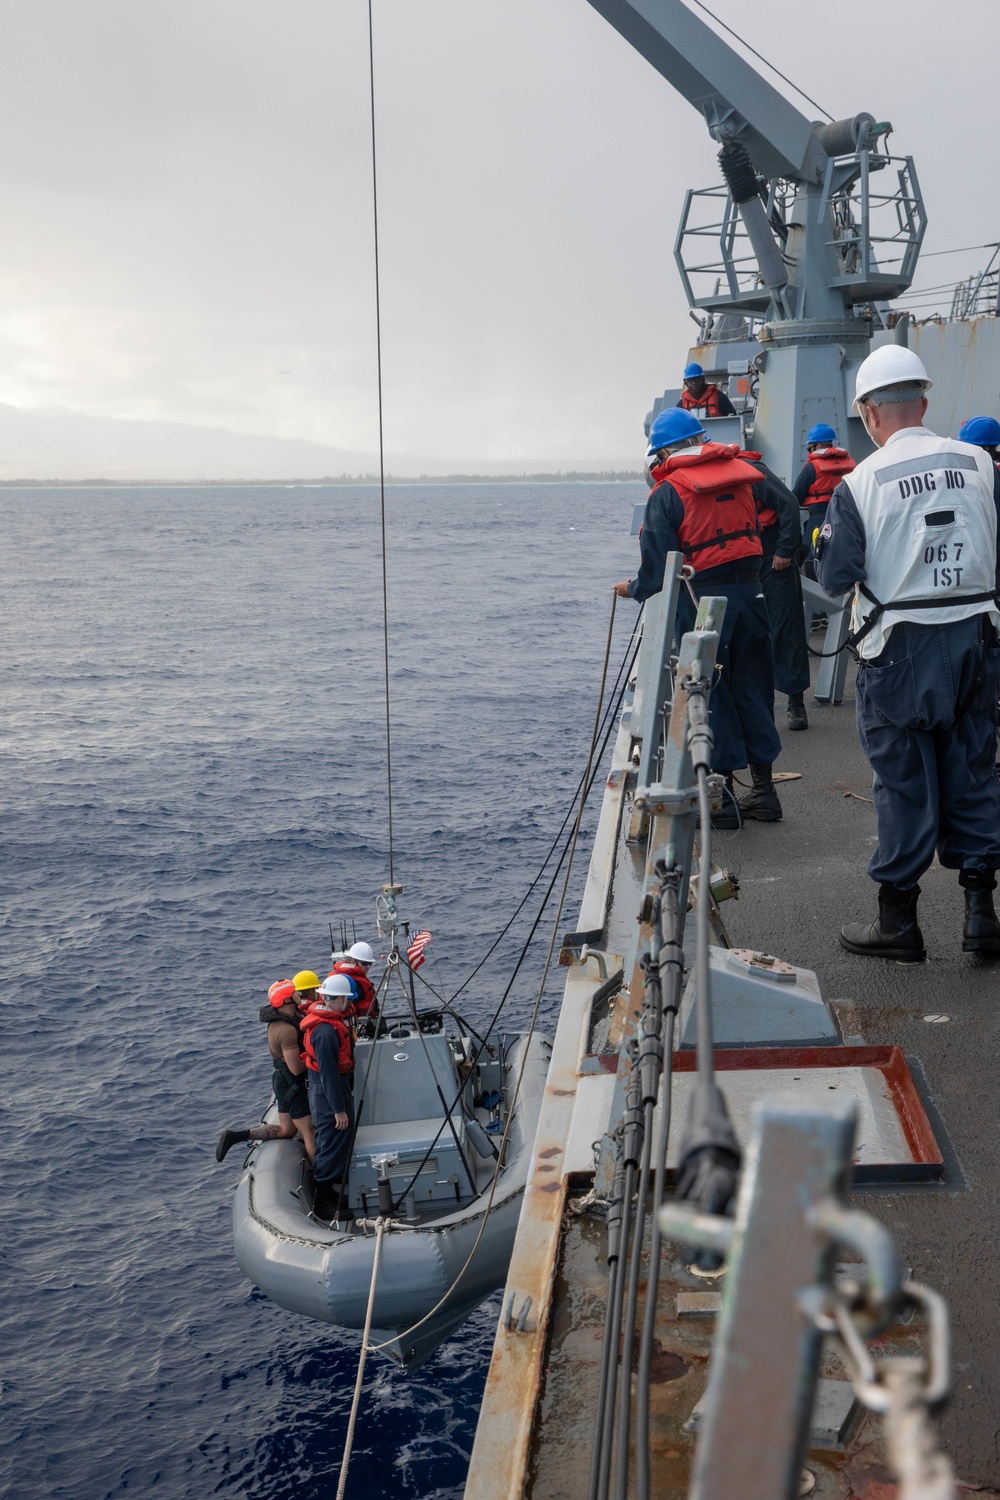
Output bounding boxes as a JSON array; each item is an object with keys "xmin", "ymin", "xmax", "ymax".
[
  {"xmin": 806, "ymin": 423, "xmax": 837, "ymax": 444},
  {"xmin": 648, "ymin": 407, "xmax": 705, "ymax": 452},
  {"xmin": 958, "ymin": 415, "xmax": 1000, "ymax": 447},
  {"xmin": 683, "ymin": 362, "xmax": 704, "ymax": 379}
]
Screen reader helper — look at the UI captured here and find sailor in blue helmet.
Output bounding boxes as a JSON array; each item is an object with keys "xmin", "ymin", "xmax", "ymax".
[
  {"xmin": 614, "ymin": 406, "xmax": 782, "ymax": 828},
  {"xmin": 817, "ymin": 345, "xmax": 1000, "ymax": 959},
  {"xmin": 958, "ymin": 415, "xmax": 1000, "ymax": 466},
  {"xmin": 676, "ymin": 361, "xmax": 736, "ymax": 419},
  {"xmin": 793, "ymin": 423, "xmax": 856, "ymax": 579}
]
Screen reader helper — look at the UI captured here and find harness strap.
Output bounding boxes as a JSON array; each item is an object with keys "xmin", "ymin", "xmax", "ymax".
[
  {"xmin": 683, "ymin": 525, "xmax": 757, "ymax": 558},
  {"xmin": 848, "ymin": 581, "xmax": 1000, "ymax": 658}
]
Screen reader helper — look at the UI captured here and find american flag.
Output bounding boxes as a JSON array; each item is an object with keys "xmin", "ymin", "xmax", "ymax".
[{"xmin": 406, "ymin": 930, "xmax": 432, "ymax": 970}]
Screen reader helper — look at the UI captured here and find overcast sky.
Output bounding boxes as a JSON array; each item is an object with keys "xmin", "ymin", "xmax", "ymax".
[{"xmin": 0, "ymin": 0, "xmax": 996, "ymax": 466}]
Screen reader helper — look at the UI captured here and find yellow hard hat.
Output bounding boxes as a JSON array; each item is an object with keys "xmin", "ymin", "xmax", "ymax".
[{"xmin": 293, "ymin": 969, "xmax": 320, "ymax": 992}]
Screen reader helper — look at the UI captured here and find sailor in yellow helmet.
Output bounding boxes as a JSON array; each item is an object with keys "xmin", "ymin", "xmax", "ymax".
[{"xmin": 292, "ymin": 969, "xmax": 321, "ymax": 1003}]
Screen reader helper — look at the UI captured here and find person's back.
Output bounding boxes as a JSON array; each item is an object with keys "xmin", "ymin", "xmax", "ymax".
[
  {"xmin": 817, "ymin": 343, "xmax": 1000, "ymax": 962},
  {"xmin": 842, "ymin": 426, "xmax": 998, "ymax": 658},
  {"xmin": 614, "ymin": 407, "xmax": 781, "ymax": 828}
]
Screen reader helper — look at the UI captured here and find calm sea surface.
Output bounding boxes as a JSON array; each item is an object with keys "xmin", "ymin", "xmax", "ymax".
[{"xmin": 0, "ymin": 483, "xmax": 640, "ymax": 1499}]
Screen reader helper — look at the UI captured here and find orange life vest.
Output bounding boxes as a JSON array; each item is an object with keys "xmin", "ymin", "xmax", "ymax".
[
  {"xmin": 803, "ymin": 447, "xmax": 855, "ymax": 504},
  {"xmin": 330, "ymin": 960, "xmax": 376, "ymax": 1018},
  {"xmin": 658, "ymin": 443, "xmax": 763, "ymax": 572},
  {"xmin": 679, "ymin": 383, "xmax": 725, "ymax": 417},
  {"xmin": 300, "ymin": 1006, "xmax": 355, "ymax": 1075}
]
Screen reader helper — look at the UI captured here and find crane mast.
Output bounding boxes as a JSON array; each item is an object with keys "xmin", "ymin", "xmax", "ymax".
[{"xmin": 586, "ymin": 0, "xmax": 926, "ymax": 476}]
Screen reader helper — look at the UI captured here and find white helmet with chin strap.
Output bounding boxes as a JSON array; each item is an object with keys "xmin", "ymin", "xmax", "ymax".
[
  {"xmin": 853, "ymin": 345, "xmax": 931, "ymax": 413},
  {"xmin": 348, "ymin": 941, "xmax": 374, "ymax": 965}
]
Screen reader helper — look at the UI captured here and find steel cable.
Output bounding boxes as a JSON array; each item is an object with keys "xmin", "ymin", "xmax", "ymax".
[
  {"xmin": 367, "ymin": 597, "xmax": 623, "ymax": 1352},
  {"xmin": 384, "ymin": 613, "xmax": 638, "ymax": 1214}
]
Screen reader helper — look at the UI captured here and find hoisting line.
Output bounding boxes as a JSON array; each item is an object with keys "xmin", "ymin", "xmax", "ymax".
[
  {"xmin": 335, "ymin": 1216, "xmax": 386, "ymax": 1500},
  {"xmin": 366, "ymin": 595, "xmax": 621, "ymax": 1355},
  {"xmin": 367, "ymin": 0, "xmax": 395, "ymax": 883},
  {"xmin": 688, "ymin": 0, "xmax": 834, "ymax": 123}
]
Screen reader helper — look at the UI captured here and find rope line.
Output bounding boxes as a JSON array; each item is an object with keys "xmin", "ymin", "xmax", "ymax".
[
  {"xmin": 367, "ymin": 595, "xmax": 621, "ymax": 1355},
  {"xmin": 335, "ymin": 1216, "xmax": 386, "ymax": 1500},
  {"xmin": 380, "ymin": 615, "xmax": 639, "ymax": 1215},
  {"xmin": 367, "ymin": 0, "xmax": 395, "ymax": 883},
  {"xmin": 448, "ymin": 613, "xmax": 641, "ymax": 1005},
  {"xmin": 688, "ymin": 0, "xmax": 834, "ymax": 122}
]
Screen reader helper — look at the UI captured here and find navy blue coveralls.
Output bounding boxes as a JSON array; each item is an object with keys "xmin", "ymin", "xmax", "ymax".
[
  {"xmin": 748, "ymin": 458, "xmax": 811, "ymax": 698},
  {"xmin": 628, "ymin": 477, "xmax": 781, "ymax": 773},
  {"xmin": 818, "ymin": 472, "xmax": 1000, "ymax": 888},
  {"xmin": 307, "ymin": 1023, "xmax": 355, "ymax": 1187}
]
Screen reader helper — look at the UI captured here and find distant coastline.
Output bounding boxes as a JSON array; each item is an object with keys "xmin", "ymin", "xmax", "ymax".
[{"xmin": 0, "ymin": 470, "xmax": 643, "ymax": 488}]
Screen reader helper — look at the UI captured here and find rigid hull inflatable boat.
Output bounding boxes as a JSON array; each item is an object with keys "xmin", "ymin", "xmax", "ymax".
[{"xmin": 233, "ymin": 1012, "xmax": 550, "ymax": 1368}]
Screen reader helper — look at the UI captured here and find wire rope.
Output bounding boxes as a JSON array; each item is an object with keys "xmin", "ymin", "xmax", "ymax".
[
  {"xmin": 448, "ymin": 614, "xmax": 641, "ymax": 1006},
  {"xmin": 383, "ymin": 612, "xmax": 637, "ymax": 1214},
  {"xmin": 367, "ymin": 597, "xmax": 622, "ymax": 1355},
  {"xmin": 687, "ymin": 0, "xmax": 834, "ymax": 122},
  {"xmin": 367, "ymin": 0, "xmax": 395, "ymax": 884}
]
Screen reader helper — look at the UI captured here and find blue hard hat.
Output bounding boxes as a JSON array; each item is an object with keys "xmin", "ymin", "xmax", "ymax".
[
  {"xmin": 806, "ymin": 423, "xmax": 837, "ymax": 444},
  {"xmin": 648, "ymin": 407, "xmax": 705, "ymax": 450},
  {"xmin": 683, "ymin": 362, "xmax": 704, "ymax": 379},
  {"xmin": 958, "ymin": 415, "xmax": 1000, "ymax": 446}
]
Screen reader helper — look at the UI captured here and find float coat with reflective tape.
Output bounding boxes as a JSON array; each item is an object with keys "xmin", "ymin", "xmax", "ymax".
[
  {"xmin": 656, "ymin": 444, "xmax": 763, "ymax": 573},
  {"xmin": 795, "ymin": 447, "xmax": 855, "ymax": 505},
  {"xmin": 818, "ymin": 427, "xmax": 1000, "ymax": 661}
]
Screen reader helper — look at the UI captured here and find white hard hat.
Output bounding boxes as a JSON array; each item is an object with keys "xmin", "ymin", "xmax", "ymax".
[
  {"xmin": 349, "ymin": 941, "xmax": 375, "ymax": 965},
  {"xmin": 319, "ymin": 974, "xmax": 354, "ymax": 998},
  {"xmin": 853, "ymin": 345, "xmax": 931, "ymax": 412}
]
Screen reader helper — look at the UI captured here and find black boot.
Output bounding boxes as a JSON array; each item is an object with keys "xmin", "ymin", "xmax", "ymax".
[
  {"xmin": 215, "ymin": 1127, "xmax": 252, "ymax": 1162},
  {"xmin": 711, "ymin": 773, "xmax": 741, "ymax": 830},
  {"xmin": 786, "ymin": 694, "xmax": 808, "ymax": 731},
  {"xmin": 313, "ymin": 1179, "xmax": 347, "ymax": 1221},
  {"xmin": 840, "ymin": 883, "xmax": 926, "ymax": 962},
  {"xmin": 960, "ymin": 870, "xmax": 1000, "ymax": 953},
  {"xmin": 738, "ymin": 764, "xmax": 782, "ymax": 822}
]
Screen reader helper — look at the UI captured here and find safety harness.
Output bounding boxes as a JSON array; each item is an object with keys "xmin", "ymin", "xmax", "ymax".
[{"xmin": 847, "ymin": 581, "xmax": 1000, "ymax": 659}]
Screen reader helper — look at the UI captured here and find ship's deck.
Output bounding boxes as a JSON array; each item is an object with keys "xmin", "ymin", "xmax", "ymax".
[
  {"xmin": 514, "ymin": 655, "xmax": 1000, "ymax": 1498},
  {"xmin": 712, "ymin": 660, "xmax": 1000, "ymax": 1491}
]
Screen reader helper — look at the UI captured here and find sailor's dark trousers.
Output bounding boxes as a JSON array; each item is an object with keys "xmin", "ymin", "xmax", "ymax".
[
  {"xmin": 759, "ymin": 528, "xmax": 811, "ymax": 697},
  {"xmin": 678, "ymin": 576, "xmax": 782, "ymax": 773},
  {"xmin": 856, "ymin": 616, "xmax": 1000, "ymax": 887},
  {"xmin": 308, "ymin": 1071, "xmax": 355, "ymax": 1185}
]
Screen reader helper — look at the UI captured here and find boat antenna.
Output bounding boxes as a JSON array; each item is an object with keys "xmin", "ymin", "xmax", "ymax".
[{"xmin": 367, "ymin": 0, "xmax": 396, "ymax": 884}]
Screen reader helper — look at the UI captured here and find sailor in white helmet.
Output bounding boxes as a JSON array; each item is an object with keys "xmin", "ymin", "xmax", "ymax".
[{"xmin": 816, "ymin": 343, "xmax": 1000, "ymax": 960}]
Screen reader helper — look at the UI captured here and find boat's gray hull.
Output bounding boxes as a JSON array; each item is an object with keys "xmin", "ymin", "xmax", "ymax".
[{"xmin": 232, "ymin": 1030, "xmax": 550, "ymax": 1365}]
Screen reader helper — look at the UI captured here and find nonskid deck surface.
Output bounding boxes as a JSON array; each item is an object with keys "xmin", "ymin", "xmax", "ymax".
[
  {"xmin": 523, "ymin": 654, "xmax": 1000, "ymax": 1496},
  {"xmin": 710, "ymin": 657, "xmax": 1000, "ymax": 1490}
]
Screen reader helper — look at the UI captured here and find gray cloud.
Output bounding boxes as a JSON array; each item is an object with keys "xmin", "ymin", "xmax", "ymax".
[{"xmin": 0, "ymin": 0, "xmax": 994, "ymax": 469}]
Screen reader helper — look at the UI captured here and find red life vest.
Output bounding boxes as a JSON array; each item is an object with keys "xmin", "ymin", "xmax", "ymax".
[
  {"xmin": 803, "ymin": 447, "xmax": 855, "ymax": 504},
  {"xmin": 330, "ymin": 960, "xmax": 376, "ymax": 1018},
  {"xmin": 679, "ymin": 383, "xmax": 725, "ymax": 417},
  {"xmin": 659, "ymin": 443, "xmax": 763, "ymax": 572},
  {"xmin": 300, "ymin": 1005, "xmax": 354, "ymax": 1075},
  {"xmin": 738, "ymin": 450, "xmax": 776, "ymax": 528}
]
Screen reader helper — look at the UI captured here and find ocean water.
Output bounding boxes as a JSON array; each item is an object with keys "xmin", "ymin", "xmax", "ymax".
[{"xmin": 0, "ymin": 482, "xmax": 640, "ymax": 1500}]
